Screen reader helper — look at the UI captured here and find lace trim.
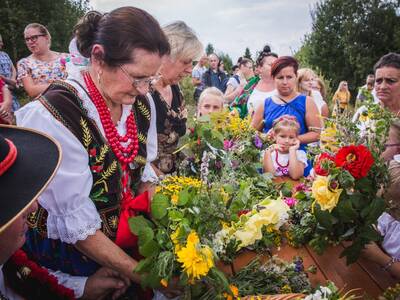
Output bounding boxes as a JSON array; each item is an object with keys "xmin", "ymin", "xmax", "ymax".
[{"xmin": 45, "ymin": 197, "xmax": 102, "ymax": 244}]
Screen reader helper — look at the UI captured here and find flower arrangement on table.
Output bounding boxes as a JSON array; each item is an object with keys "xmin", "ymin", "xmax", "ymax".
[
  {"xmin": 213, "ymin": 197, "xmax": 290, "ymax": 264},
  {"xmin": 287, "ymin": 102, "xmax": 393, "ymax": 264},
  {"xmin": 178, "ymin": 111, "xmax": 272, "ymax": 179},
  {"xmin": 129, "ymin": 175, "xmax": 232, "ymax": 298}
]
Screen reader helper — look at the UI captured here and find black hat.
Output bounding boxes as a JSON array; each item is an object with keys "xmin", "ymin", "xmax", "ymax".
[{"xmin": 0, "ymin": 125, "xmax": 61, "ymax": 233}]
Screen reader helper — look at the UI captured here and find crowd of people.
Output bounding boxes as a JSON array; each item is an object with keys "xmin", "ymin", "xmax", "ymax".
[{"xmin": 0, "ymin": 5, "xmax": 400, "ymax": 299}]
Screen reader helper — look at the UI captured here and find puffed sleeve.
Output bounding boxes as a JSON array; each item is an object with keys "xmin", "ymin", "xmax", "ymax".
[{"xmin": 16, "ymin": 101, "xmax": 102, "ymax": 244}]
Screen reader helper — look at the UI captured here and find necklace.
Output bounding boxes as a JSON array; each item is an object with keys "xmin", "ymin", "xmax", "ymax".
[
  {"xmin": 275, "ymin": 149, "xmax": 289, "ymax": 168},
  {"xmin": 83, "ymin": 72, "xmax": 139, "ymax": 165},
  {"xmin": 83, "ymin": 72, "xmax": 139, "ymax": 202}
]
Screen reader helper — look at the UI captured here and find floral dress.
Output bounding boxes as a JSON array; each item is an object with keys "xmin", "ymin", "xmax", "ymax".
[
  {"xmin": 152, "ymin": 84, "xmax": 187, "ymax": 174},
  {"xmin": 16, "ymin": 53, "xmax": 68, "ymax": 87}
]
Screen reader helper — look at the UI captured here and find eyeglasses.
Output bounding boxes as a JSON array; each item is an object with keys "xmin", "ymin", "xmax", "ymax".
[
  {"xmin": 24, "ymin": 34, "xmax": 46, "ymax": 43},
  {"xmin": 119, "ymin": 65, "xmax": 161, "ymax": 89}
]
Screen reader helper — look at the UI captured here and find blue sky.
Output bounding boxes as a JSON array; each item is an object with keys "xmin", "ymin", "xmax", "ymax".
[{"xmin": 91, "ymin": 0, "xmax": 318, "ymax": 62}]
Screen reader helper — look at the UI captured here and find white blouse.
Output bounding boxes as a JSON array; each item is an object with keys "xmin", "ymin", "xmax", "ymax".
[{"xmin": 16, "ymin": 69, "xmax": 158, "ymax": 244}]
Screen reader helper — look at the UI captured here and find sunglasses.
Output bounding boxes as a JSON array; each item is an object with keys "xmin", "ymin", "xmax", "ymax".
[{"xmin": 24, "ymin": 34, "xmax": 46, "ymax": 43}]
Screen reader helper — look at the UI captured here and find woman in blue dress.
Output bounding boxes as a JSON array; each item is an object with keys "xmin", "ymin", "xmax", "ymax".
[{"xmin": 251, "ymin": 56, "xmax": 321, "ymax": 176}]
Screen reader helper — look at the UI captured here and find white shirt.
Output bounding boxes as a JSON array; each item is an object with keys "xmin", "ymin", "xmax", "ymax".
[
  {"xmin": 268, "ymin": 149, "xmax": 308, "ymax": 177},
  {"xmin": 247, "ymin": 89, "xmax": 276, "ymax": 113},
  {"xmin": 16, "ymin": 68, "xmax": 157, "ymax": 244},
  {"xmin": 310, "ymin": 90, "xmax": 326, "ymax": 114}
]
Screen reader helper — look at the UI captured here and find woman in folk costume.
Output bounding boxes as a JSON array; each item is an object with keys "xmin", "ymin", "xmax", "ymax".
[{"xmin": 16, "ymin": 7, "xmax": 172, "ymax": 298}]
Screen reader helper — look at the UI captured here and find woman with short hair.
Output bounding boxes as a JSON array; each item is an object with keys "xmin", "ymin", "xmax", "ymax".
[{"xmin": 150, "ymin": 21, "xmax": 203, "ymax": 175}]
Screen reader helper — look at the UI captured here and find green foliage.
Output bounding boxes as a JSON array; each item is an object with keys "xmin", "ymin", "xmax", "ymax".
[
  {"xmin": 243, "ymin": 47, "xmax": 252, "ymax": 60},
  {"xmin": 205, "ymin": 43, "xmax": 215, "ymax": 55},
  {"xmin": 296, "ymin": 0, "xmax": 400, "ymax": 103},
  {"xmin": 0, "ymin": 0, "xmax": 90, "ymax": 63},
  {"xmin": 180, "ymin": 75, "xmax": 195, "ymax": 106},
  {"xmin": 219, "ymin": 52, "xmax": 233, "ymax": 74}
]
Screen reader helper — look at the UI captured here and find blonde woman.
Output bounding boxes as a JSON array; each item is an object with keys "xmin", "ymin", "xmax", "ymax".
[
  {"xmin": 297, "ymin": 68, "xmax": 329, "ymax": 120},
  {"xmin": 17, "ymin": 23, "xmax": 68, "ymax": 98},
  {"xmin": 332, "ymin": 81, "xmax": 351, "ymax": 114},
  {"xmin": 151, "ymin": 21, "xmax": 203, "ymax": 175}
]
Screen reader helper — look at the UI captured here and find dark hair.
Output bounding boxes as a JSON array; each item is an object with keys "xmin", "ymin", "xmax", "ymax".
[
  {"xmin": 74, "ymin": 7, "xmax": 170, "ymax": 67},
  {"xmin": 232, "ymin": 64, "xmax": 239, "ymax": 72},
  {"xmin": 374, "ymin": 53, "xmax": 400, "ymax": 72},
  {"xmin": 256, "ymin": 45, "xmax": 278, "ymax": 67},
  {"xmin": 270, "ymin": 56, "xmax": 298, "ymax": 78},
  {"xmin": 237, "ymin": 57, "xmax": 252, "ymax": 67}
]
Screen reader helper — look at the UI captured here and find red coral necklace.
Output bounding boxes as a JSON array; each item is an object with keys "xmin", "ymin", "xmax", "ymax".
[{"xmin": 83, "ymin": 72, "xmax": 139, "ymax": 165}]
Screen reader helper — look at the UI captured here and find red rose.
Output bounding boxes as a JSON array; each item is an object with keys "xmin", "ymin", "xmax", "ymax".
[
  {"xmin": 334, "ymin": 145, "xmax": 374, "ymax": 179},
  {"xmin": 314, "ymin": 153, "xmax": 335, "ymax": 176}
]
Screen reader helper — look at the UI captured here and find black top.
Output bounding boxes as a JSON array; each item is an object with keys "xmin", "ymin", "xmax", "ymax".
[{"xmin": 151, "ymin": 84, "xmax": 187, "ymax": 174}]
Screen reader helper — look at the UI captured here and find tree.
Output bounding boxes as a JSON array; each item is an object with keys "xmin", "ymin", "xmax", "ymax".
[
  {"xmin": 244, "ymin": 47, "xmax": 252, "ymax": 60},
  {"xmin": 219, "ymin": 52, "xmax": 233, "ymax": 74},
  {"xmin": 205, "ymin": 43, "xmax": 215, "ymax": 55},
  {"xmin": 296, "ymin": 0, "xmax": 400, "ymax": 103},
  {"xmin": 0, "ymin": 0, "xmax": 90, "ymax": 63}
]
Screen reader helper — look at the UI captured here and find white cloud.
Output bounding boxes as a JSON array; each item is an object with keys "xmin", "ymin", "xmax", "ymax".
[{"xmin": 90, "ymin": 0, "xmax": 317, "ymax": 63}]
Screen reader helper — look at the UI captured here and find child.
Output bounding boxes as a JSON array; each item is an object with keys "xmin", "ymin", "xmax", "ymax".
[
  {"xmin": 197, "ymin": 87, "xmax": 224, "ymax": 117},
  {"xmin": 263, "ymin": 115, "xmax": 307, "ymax": 180}
]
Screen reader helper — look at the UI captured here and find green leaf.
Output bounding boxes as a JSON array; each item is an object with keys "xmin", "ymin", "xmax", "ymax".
[
  {"xmin": 168, "ymin": 209, "xmax": 184, "ymax": 221},
  {"xmin": 335, "ymin": 195, "xmax": 357, "ymax": 222},
  {"xmin": 364, "ymin": 197, "xmax": 385, "ymax": 223},
  {"xmin": 178, "ymin": 188, "xmax": 190, "ymax": 206},
  {"xmin": 139, "ymin": 239, "xmax": 160, "ymax": 257},
  {"xmin": 157, "ymin": 251, "xmax": 175, "ymax": 278},
  {"xmin": 138, "ymin": 227, "xmax": 154, "ymax": 246},
  {"xmin": 151, "ymin": 194, "xmax": 170, "ymax": 220},
  {"xmin": 129, "ymin": 215, "xmax": 153, "ymax": 236},
  {"xmin": 359, "ymin": 225, "xmax": 381, "ymax": 241},
  {"xmin": 134, "ymin": 257, "xmax": 153, "ymax": 273},
  {"xmin": 314, "ymin": 206, "xmax": 334, "ymax": 231}
]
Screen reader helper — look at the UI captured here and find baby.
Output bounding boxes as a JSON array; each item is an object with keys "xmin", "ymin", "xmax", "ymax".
[{"xmin": 263, "ymin": 115, "xmax": 307, "ymax": 180}]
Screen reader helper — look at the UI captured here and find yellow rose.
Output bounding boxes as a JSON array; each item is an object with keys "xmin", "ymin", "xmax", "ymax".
[{"xmin": 312, "ymin": 176, "xmax": 343, "ymax": 212}]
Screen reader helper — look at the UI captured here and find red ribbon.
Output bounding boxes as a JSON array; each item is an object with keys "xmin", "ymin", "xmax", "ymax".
[{"xmin": 115, "ymin": 190, "xmax": 150, "ymax": 249}]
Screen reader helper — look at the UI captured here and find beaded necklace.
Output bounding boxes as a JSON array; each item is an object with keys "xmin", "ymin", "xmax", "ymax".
[{"xmin": 83, "ymin": 72, "xmax": 139, "ymax": 201}]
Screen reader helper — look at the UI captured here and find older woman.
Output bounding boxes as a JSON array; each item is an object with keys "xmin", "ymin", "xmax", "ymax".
[
  {"xmin": 251, "ymin": 56, "xmax": 320, "ymax": 176},
  {"xmin": 361, "ymin": 53, "xmax": 400, "ymax": 279},
  {"xmin": 151, "ymin": 21, "xmax": 202, "ymax": 175},
  {"xmin": 16, "ymin": 8, "xmax": 171, "ymax": 298},
  {"xmin": 17, "ymin": 23, "xmax": 68, "ymax": 98}
]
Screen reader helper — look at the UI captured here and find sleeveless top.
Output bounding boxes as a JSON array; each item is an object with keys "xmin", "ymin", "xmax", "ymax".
[{"xmin": 23, "ymin": 81, "xmax": 150, "ymax": 276}]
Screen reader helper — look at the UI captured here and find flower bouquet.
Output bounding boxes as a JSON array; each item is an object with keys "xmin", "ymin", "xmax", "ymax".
[
  {"xmin": 213, "ymin": 197, "xmax": 290, "ymax": 264},
  {"xmin": 129, "ymin": 176, "xmax": 232, "ymax": 298}
]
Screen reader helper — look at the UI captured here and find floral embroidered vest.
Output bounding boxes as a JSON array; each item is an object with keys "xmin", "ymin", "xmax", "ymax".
[{"xmin": 27, "ymin": 81, "xmax": 151, "ymax": 241}]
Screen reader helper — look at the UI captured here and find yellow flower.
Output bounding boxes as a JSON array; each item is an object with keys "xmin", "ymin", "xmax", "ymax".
[
  {"xmin": 281, "ymin": 284, "xmax": 292, "ymax": 293},
  {"xmin": 312, "ymin": 176, "xmax": 343, "ymax": 212},
  {"xmin": 320, "ymin": 126, "xmax": 339, "ymax": 152},
  {"xmin": 171, "ymin": 228, "xmax": 182, "ymax": 252},
  {"xmin": 160, "ymin": 279, "xmax": 168, "ymax": 287},
  {"xmin": 171, "ymin": 193, "xmax": 179, "ymax": 205},
  {"xmin": 176, "ymin": 235, "xmax": 214, "ymax": 281},
  {"xmin": 223, "ymin": 284, "xmax": 239, "ymax": 300}
]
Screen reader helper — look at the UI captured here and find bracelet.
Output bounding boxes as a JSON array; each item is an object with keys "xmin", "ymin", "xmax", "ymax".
[{"xmin": 382, "ymin": 257, "xmax": 400, "ymax": 271}]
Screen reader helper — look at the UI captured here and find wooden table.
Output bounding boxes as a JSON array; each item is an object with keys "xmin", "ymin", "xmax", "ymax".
[{"xmin": 227, "ymin": 243, "xmax": 397, "ymax": 299}]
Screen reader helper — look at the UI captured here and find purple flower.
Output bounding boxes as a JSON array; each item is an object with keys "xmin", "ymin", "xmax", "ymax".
[
  {"xmin": 254, "ymin": 135, "xmax": 263, "ymax": 149},
  {"xmin": 215, "ymin": 160, "xmax": 223, "ymax": 169},
  {"xmin": 231, "ymin": 160, "xmax": 240, "ymax": 169},
  {"xmin": 294, "ymin": 183, "xmax": 310, "ymax": 192},
  {"xmin": 284, "ymin": 197, "xmax": 297, "ymax": 208},
  {"xmin": 223, "ymin": 139, "xmax": 235, "ymax": 151}
]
